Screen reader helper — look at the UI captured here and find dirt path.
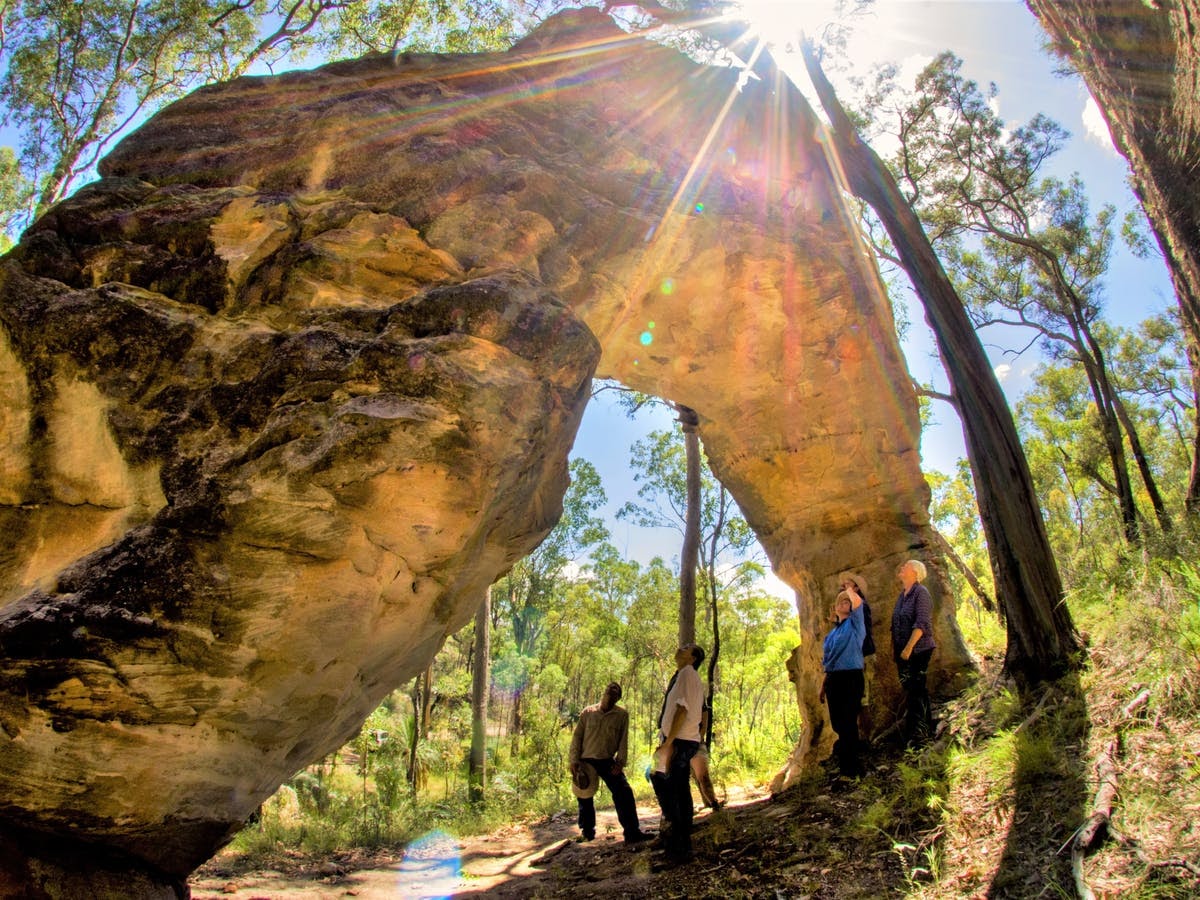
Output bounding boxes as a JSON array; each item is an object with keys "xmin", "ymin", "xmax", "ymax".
[
  {"xmin": 191, "ymin": 773, "xmax": 912, "ymax": 899},
  {"xmin": 190, "ymin": 794, "xmax": 737, "ymax": 899}
]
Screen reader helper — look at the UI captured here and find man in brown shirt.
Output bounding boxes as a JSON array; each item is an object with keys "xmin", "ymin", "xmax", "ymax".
[{"xmin": 569, "ymin": 682, "xmax": 651, "ymax": 844}]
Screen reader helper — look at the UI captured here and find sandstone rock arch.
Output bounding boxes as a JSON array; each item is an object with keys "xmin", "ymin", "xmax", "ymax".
[{"xmin": 0, "ymin": 9, "xmax": 971, "ymax": 893}]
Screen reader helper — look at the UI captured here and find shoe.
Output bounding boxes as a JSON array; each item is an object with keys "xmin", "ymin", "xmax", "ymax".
[
  {"xmin": 624, "ymin": 831, "xmax": 653, "ymax": 845},
  {"xmin": 576, "ymin": 831, "xmax": 594, "ymax": 843}
]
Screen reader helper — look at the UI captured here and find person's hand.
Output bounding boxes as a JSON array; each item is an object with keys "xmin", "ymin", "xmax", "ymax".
[
  {"xmin": 611, "ymin": 762, "xmax": 624, "ymax": 776},
  {"xmin": 570, "ymin": 762, "xmax": 580, "ymax": 776},
  {"xmin": 818, "ymin": 685, "xmax": 826, "ymax": 703},
  {"xmin": 901, "ymin": 646, "xmax": 912, "ymax": 661}
]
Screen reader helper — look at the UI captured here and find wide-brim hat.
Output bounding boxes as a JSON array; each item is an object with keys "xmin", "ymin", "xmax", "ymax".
[
  {"xmin": 838, "ymin": 571, "xmax": 868, "ymax": 595},
  {"xmin": 571, "ymin": 762, "xmax": 598, "ymax": 799}
]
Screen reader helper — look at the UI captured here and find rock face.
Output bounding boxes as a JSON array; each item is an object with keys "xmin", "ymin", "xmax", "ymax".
[{"xmin": 0, "ymin": 9, "xmax": 970, "ymax": 893}]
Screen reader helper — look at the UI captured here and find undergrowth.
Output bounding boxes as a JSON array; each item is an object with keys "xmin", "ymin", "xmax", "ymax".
[{"xmin": 895, "ymin": 553, "xmax": 1200, "ymax": 898}]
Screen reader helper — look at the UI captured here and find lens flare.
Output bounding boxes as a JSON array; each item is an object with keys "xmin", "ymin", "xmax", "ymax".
[{"xmin": 394, "ymin": 829, "xmax": 461, "ymax": 898}]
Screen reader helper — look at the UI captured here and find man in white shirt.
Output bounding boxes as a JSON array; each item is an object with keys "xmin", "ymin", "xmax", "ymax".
[
  {"xmin": 569, "ymin": 682, "xmax": 651, "ymax": 844},
  {"xmin": 651, "ymin": 643, "xmax": 705, "ymax": 863}
]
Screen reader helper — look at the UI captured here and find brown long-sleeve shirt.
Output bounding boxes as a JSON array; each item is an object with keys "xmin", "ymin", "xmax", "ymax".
[{"xmin": 569, "ymin": 703, "xmax": 629, "ymax": 767}]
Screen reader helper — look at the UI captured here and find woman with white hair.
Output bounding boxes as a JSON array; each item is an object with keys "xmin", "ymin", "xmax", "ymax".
[{"xmin": 892, "ymin": 559, "xmax": 936, "ymax": 747}]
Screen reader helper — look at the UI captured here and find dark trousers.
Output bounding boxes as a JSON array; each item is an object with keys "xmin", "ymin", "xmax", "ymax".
[
  {"xmin": 896, "ymin": 648, "xmax": 934, "ymax": 745},
  {"xmin": 651, "ymin": 739, "xmax": 699, "ymax": 858},
  {"xmin": 824, "ymin": 668, "xmax": 865, "ymax": 776},
  {"xmin": 576, "ymin": 758, "xmax": 641, "ymax": 838}
]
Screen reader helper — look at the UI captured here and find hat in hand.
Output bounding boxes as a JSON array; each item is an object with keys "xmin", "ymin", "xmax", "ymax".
[
  {"xmin": 571, "ymin": 762, "xmax": 598, "ymax": 799},
  {"xmin": 838, "ymin": 571, "xmax": 868, "ymax": 595}
]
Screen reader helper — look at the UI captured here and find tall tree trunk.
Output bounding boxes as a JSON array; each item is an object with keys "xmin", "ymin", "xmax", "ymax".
[
  {"xmin": 469, "ymin": 589, "xmax": 490, "ymax": 804},
  {"xmin": 1025, "ymin": 0, "xmax": 1200, "ymax": 515},
  {"xmin": 1069, "ymin": 300, "xmax": 1172, "ymax": 537},
  {"xmin": 1078, "ymin": 309, "xmax": 1174, "ymax": 537},
  {"xmin": 702, "ymin": 491, "xmax": 728, "ymax": 747},
  {"xmin": 509, "ymin": 691, "xmax": 522, "ymax": 756},
  {"xmin": 678, "ymin": 404, "xmax": 701, "ymax": 646},
  {"xmin": 1076, "ymin": 343, "xmax": 1142, "ymax": 542},
  {"xmin": 1187, "ymin": 339, "xmax": 1200, "ymax": 515},
  {"xmin": 1112, "ymin": 389, "xmax": 1173, "ymax": 535},
  {"xmin": 420, "ymin": 663, "xmax": 434, "ymax": 739},
  {"xmin": 801, "ymin": 42, "xmax": 1080, "ymax": 686},
  {"xmin": 408, "ymin": 668, "xmax": 432, "ymax": 795}
]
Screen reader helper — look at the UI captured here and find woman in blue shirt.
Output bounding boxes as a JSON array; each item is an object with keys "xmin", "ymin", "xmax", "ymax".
[{"xmin": 819, "ymin": 582, "xmax": 865, "ymax": 778}]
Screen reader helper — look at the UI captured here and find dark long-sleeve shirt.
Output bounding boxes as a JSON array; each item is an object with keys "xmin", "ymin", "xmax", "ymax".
[{"xmin": 891, "ymin": 583, "xmax": 936, "ymax": 655}]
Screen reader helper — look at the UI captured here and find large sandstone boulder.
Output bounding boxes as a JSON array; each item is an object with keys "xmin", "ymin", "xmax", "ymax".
[{"xmin": 0, "ymin": 8, "xmax": 970, "ymax": 893}]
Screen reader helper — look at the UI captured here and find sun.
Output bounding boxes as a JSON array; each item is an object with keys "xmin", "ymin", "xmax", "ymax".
[{"xmin": 731, "ymin": 0, "xmax": 842, "ymax": 47}]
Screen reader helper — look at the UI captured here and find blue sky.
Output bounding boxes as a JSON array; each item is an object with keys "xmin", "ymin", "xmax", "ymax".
[{"xmin": 570, "ymin": 0, "xmax": 1178, "ymax": 579}]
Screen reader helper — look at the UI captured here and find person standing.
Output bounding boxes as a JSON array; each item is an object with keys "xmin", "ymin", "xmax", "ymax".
[
  {"xmin": 569, "ymin": 682, "xmax": 651, "ymax": 845},
  {"xmin": 819, "ymin": 583, "xmax": 865, "ymax": 778},
  {"xmin": 652, "ymin": 643, "xmax": 705, "ymax": 864},
  {"xmin": 892, "ymin": 559, "xmax": 936, "ymax": 747},
  {"xmin": 839, "ymin": 571, "xmax": 875, "ymax": 739}
]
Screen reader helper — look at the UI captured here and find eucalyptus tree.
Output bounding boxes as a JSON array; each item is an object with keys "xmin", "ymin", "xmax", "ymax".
[
  {"xmin": 1025, "ymin": 0, "xmax": 1200, "ymax": 514},
  {"xmin": 468, "ymin": 587, "xmax": 490, "ymax": 803},
  {"xmin": 801, "ymin": 42, "xmax": 1079, "ymax": 686},
  {"xmin": 1110, "ymin": 313, "xmax": 1198, "ymax": 493},
  {"xmin": 876, "ymin": 52, "xmax": 1173, "ymax": 541},
  {"xmin": 618, "ymin": 425, "xmax": 757, "ymax": 729},
  {"xmin": 1017, "ymin": 361, "xmax": 1138, "ymax": 574}
]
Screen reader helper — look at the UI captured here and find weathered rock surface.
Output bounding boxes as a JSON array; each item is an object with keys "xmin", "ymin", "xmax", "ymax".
[{"xmin": 0, "ymin": 8, "xmax": 970, "ymax": 893}]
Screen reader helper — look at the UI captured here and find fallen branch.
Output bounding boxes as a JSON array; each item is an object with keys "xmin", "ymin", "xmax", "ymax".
[
  {"xmin": 1069, "ymin": 688, "xmax": 1157, "ymax": 899},
  {"xmin": 1148, "ymin": 857, "xmax": 1200, "ymax": 877},
  {"xmin": 1122, "ymin": 689, "xmax": 1150, "ymax": 719},
  {"xmin": 1070, "ymin": 736, "xmax": 1120, "ymax": 899}
]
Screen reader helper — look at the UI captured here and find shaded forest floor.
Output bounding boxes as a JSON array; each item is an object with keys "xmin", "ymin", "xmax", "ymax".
[
  {"xmin": 191, "ymin": 773, "xmax": 906, "ymax": 899},
  {"xmin": 192, "ymin": 651, "xmax": 1200, "ymax": 899}
]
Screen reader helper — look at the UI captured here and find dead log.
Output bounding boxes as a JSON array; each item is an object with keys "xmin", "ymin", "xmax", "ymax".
[{"xmin": 1068, "ymin": 687, "xmax": 1153, "ymax": 898}]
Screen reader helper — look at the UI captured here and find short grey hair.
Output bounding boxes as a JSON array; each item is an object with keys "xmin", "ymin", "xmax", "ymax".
[{"xmin": 906, "ymin": 559, "xmax": 927, "ymax": 582}]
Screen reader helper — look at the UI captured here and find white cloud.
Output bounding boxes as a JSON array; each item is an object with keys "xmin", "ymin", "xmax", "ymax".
[
  {"xmin": 994, "ymin": 362, "xmax": 1012, "ymax": 382},
  {"xmin": 1082, "ymin": 95, "xmax": 1118, "ymax": 155}
]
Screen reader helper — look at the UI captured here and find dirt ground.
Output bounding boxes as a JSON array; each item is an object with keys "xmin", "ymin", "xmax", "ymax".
[{"xmin": 190, "ymin": 773, "xmax": 908, "ymax": 900}]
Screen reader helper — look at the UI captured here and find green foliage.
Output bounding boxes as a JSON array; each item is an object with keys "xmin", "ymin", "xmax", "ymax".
[
  {"xmin": 875, "ymin": 50, "xmax": 1181, "ymax": 545},
  {"xmin": 618, "ymin": 426, "xmax": 755, "ymax": 559},
  {"xmin": 0, "ymin": 0, "xmax": 516, "ymax": 238}
]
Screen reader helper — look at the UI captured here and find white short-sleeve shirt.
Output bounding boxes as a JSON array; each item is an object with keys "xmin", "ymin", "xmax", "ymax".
[{"xmin": 657, "ymin": 665, "xmax": 704, "ymax": 742}]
